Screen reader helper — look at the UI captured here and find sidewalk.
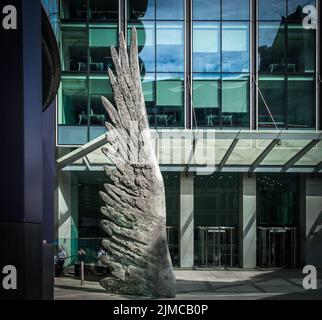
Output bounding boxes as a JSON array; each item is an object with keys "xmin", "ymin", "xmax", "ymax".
[{"xmin": 54, "ymin": 269, "xmax": 322, "ymax": 300}]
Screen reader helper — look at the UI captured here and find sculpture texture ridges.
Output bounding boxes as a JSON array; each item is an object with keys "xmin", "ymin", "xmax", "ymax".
[{"xmin": 99, "ymin": 27, "xmax": 176, "ymax": 298}]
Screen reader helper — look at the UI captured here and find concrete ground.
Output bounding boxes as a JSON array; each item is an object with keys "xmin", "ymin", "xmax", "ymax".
[{"xmin": 54, "ymin": 269, "xmax": 322, "ymax": 300}]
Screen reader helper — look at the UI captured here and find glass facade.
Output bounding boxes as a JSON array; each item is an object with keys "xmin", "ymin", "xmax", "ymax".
[
  {"xmin": 257, "ymin": 173, "xmax": 299, "ymax": 226},
  {"xmin": 258, "ymin": 0, "xmax": 316, "ymax": 129},
  {"xmin": 194, "ymin": 174, "xmax": 239, "ymax": 266},
  {"xmin": 192, "ymin": 0, "xmax": 250, "ymax": 128},
  {"xmin": 58, "ymin": 0, "xmax": 318, "ymax": 143},
  {"xmin": 128, "ymin": 0, "xmax": 185, "ymax": 128}
]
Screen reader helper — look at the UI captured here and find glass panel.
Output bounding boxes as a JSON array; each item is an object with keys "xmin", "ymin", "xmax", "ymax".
[
  {"xmin": 163, "ymin": 173, "xmax": 180, "ymax": 267},
  {"xmin": 259, "ymin": 0, "xmax": 286, "ymax": 20},
  {"xmin": 222, "ymin": 0, "xmax": 249, "ymax": 20},
  {"xmin": 222, "ymin": 74, "xmax": 249, "ymax": 127},
  {"xmin": 128, "ymin": 22, "xmax": 155, "ymax": 73},
  {"xmin": 257, "ymin": 174, "xmax": 299, "ymax": 225},
  {"xmin": 288, "ymin": 0, "xmax": 315, "ymax": 18},
  {"xmin": 194, "ymin": 174, "xmax": 239, "ymax": 267},
  {"xmin": 194, "ymin": 174, "xmax": 239, "ymax": 226},
  {"xmin": 156, "ymin": 73, "xmax": 184, "ymax": 127},
  {"xmin": 193, "ymin": 74, "xmax": 220, "ymax": 127},
  {"xmin": 258, "ymin": 75, "xmax": 286, "ymax": 128},
  {"xmin": 258, "ymin": 22, "xmax": 286, "ymax": 73},
  {"xmin": 60, "ymin": 77, "xmax": 88, "ymax": 125},
  {"xmin": 62, "ymin": 27, "xmax": 87, "ymax": 72},
  {"xmin": 193, "ymin": 22, "xmax": 220, "ymax": 73},
  {"xmin": 287, "ymin": 24, "xmax": 315, "ymax": 73},
  {"xmin": 226, "ymin": 139, "xmax": 273, "ymax": 165},
  {"xmin": 156, "ymin": 22, "xmax": 184, "ymax": 72},
  {"xmin": 142, "ymin": 73, "xmax": 156, "ymax": 127},
  {"xmin": 58, "ymin": 126, "xmax": 88, "ymax": 145},
  {"xmin": 89, "ymin": 24, "xmax": 118, "ymax": 72},
  {"xmin": 60, "ymin": 0, "xmax": 87, "ymax": 20},
  {"xmin": 89, "ymin": 0, "xmax": 118, "ymax": 21},
  {"xmin": 287, "ymin": 76, "xmax": 315, "ymax": 128},
  {"xmin": 261, "ymin": 140, "xmax": 309, "ymax": 165},
  {"xmin": 297, "ymin": 141, "xmax": 322, "ymax": 165},
  {"xmin": 156, "ymin": 0, "xmax": 184, "ymax": 20},
  {"xmin": 192, "ymin": 0, "xmax": 220, "ymax": 20},
  {"xmin": 128, "ymin": 0, "xmax": 155, "ymax": 20},
  {"xmin": 89, "ymin": 76, "xmax": 113, "ymax": 126},
  {"xmin": 222, "ymin": 22, "xmax": 249, "ymax": 72}
]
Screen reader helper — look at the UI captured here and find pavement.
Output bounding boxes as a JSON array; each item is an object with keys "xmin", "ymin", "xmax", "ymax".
[{"xmin": 54, "ymin": 269, "xmax": 322, "ymax": 300}]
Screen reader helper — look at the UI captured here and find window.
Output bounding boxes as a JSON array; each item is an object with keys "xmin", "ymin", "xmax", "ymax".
[
  {"xmin": 257, "ymin": 0, "xmax": 316, "ymax": 129},
  {"xmin": 156, "ymin": 74, "xmax": 184, "ymax": 127},
  {"xmin": 62, "ymin": 27, "xmax": 87, "ymax": 72},
  {"xmin": 89, "ymin": 24, "xmax": 118, "ymax": 73},
  {"xmin": 127, "ymin": 0, "xmax": 185, "ymax": 128},
  {"xmin": 192, "ymin": 0, "xmax": 250, "ymax": 128}
]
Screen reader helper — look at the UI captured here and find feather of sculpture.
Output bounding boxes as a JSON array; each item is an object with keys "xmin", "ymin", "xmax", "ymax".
[{"xmin": 98, "ymin": 27, "xmax": 176, "ymax": 298}]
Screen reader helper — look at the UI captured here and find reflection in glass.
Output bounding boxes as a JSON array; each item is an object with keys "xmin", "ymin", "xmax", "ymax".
[
  {"xmin": 193, "ymin": 22, "xmax": 220, "ymax": 73},
  {"xmin": 287, "ymin": 76, "xmax": 315, "ymax": 128},
  {"xmin": 192, "ymin": 0, "xmax": 220, "ymax": 20},
  {"xmin": 193, "ymin": 74, "xmax": 220, "ymax": 127},
  {"xmin": 60, "ymin": 77, "xmax": 87, "ymax": 125},
  {"xmin": 288, "ymin": 0, "xmax": 315, "ymax": 18},
  {"xmin": 128, "ymin": 22, "xmax": 155, "ymax": 73},
  {"xmin": 89, "ymin": 0, "xmax": 118, "ymax": 20},
  {"xmin": 128, "ymin": 0, "xmax": 155, "ymax": 20},
  {"xmin": 60, "ymin": 0, "xmax": 87, "ymax": 20},
  {"xmin": 62, "ymin": 28, "xmax": 87, "ymax": 72},
  {"xmin": 257, "ymin": 174, "xmax": 298, "ymax": 225},
  {"xmin": 222, "ymin": 0, "xmax": 249, "ymax": 20},
  {"xmin": 142, "ymin": 73, "xmax": 156, "ymax": 127},
  {"xmin": 258, "ymin": 22, "xmax": 285, "ymax": 73},
  {"xmin": 258, "ymin": 75, "xmax": 286, "ymax": 128},
  {"xmin": 156, "ymin": 0, "xmax": 184, "ymax": 20},
  {"xmin": 156, "ymin": 73, "xmax": 184, "ymax": 127},
  {"xmin": 287, "ymin": 24, "xmax": 315, "ymax": 73},
  {"xmin": 156, "ymin": 22, "xmax": 184, "ymax": 72},
  {"xmin": 222, "ymin": 74, "xmax": 249, "ymax": 127},
  {"xmin": 89, "ymin": 77, "xmax": 112, "ymax": 126},
  {"xmin": 89, "ymin": 24, "xmax": 118, "ymax": 72},
  {"xmin": 222, "ymin": 22, "xmax": 249, "ymax": 72},
  {"xmin": 259, "ymin": 0, "xmax": 286, "ymax": 20}
]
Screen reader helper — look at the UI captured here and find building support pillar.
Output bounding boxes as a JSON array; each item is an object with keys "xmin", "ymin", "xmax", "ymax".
[
  {"xmin": 58, "ymin": 172, "xmax": 78, "ymax": 266},
  {"xmin": 180, "ymin": 173, "xmax": 194, "ymax": 268},
  {"xmin": 239, "ymin": 173, "xmax": 257, "ymax": 268},
  {"xmin": 302, "ymin": 175, "xmax": 322, "ymax": 268}
]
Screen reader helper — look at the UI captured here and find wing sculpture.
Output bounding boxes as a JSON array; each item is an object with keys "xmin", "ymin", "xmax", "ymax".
[{"xmin": 98, "ymin": 28, "xmax": 176, "ymax": 298}]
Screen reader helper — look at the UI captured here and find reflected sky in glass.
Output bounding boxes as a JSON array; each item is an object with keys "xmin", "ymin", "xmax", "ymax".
[
  {"xmin": 222, "ymin": 0, "xmax": 249, "ymax": 20},
  {"xmin": 156, "ymin": 22, "xmax": 184, "ymax": 72},
  {"xmin": 222, "ymin": 23, "xmax": 249, "ymax": 72},
  {"xmin": 156, "ymin": 0, "xmax": 184, "ymax": 20},
  {"xmin": 259, "ymin": 0, "xmax": 286, "ymax": 20},
  {"xmin": 193, "ymin": 22, "xmax": 220, "ymax": 72},
  {"xmin": 192, "ymin": 0, "xmax": 220, "ymax": 20}
]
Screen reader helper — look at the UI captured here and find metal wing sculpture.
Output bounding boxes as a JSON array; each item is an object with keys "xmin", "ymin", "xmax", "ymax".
[{"xmin": 99, "ymin": 28, "xmax": 176, "ymax": 298}]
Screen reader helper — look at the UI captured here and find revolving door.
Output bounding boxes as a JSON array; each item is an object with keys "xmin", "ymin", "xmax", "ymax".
[
  {"xmin": 196, "ymin": 226, "xmax": 238, "ymax": 268},
  {"xmin": 257, "ymin": 227, "xmax": 297, "ymax": 268}
]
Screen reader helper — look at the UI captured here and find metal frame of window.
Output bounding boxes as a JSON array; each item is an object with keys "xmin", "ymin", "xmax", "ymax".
[
  {"xmin": 58, "ymin": 0, "xmax": 119, "ymax": 144},
  {"xmin": 126, "ymin": 0, "xmax": 186, "ymax": 130},
  {"xmin": 191, "ymin": 0, "xmax": 251, "ymax": 130},
  {"xmin": 256, "ymin": 0, "xmax": 318, "ymax": 130}
]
